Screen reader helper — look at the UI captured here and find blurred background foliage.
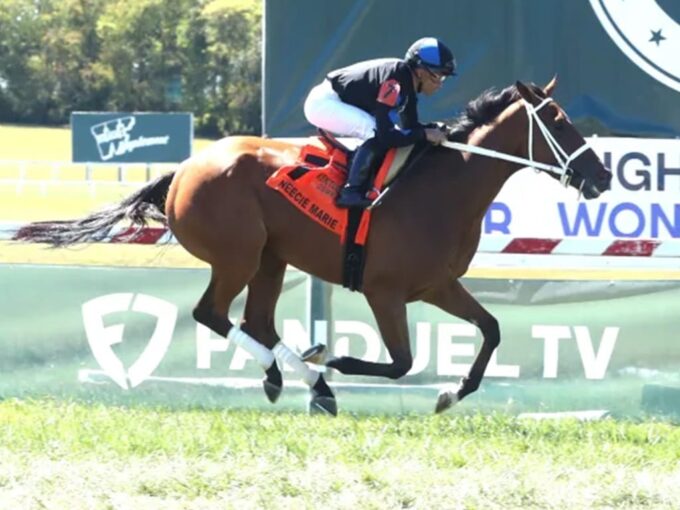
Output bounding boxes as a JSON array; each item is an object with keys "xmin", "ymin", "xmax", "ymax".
[{"xmin": 0, "ymin": 0, "xmax": 262, "ymax": 137}]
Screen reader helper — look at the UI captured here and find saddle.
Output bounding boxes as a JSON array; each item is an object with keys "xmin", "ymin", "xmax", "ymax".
[{"xmin": 266, "ymin": 130, "xmax": 422, "ymax": 291}]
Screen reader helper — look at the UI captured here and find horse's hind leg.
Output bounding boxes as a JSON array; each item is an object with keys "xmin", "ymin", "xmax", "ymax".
[
  {"xmin": 242, "ymin": 249, "xmax": 337, "ymax": 415},
  {"xmin": 192, "ymin": 267, "xmax": 279, "ymax": 401}
]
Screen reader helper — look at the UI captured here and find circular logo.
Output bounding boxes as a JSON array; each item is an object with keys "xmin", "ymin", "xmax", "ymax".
[{"xmin": 590, "ymin": 0, "xmax": 680, "ymax": 92}]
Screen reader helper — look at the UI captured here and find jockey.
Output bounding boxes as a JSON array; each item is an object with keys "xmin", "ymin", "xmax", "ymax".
[{"xmin": 304, "ymin": 37, "xmax": 456, "ymax": 208}]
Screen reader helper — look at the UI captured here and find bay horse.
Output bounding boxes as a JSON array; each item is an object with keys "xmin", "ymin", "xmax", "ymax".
[{"xmin": 17, "ymin": 78, "xmax": 611, "ymax": 414}]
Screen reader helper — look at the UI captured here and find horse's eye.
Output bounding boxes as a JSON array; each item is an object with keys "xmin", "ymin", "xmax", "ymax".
[{"xmin": 554, "ymin": 119, "xmax": 565, "ymax": 131}]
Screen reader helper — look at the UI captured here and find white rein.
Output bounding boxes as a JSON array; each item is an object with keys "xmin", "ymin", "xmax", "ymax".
[
  {"xmin": 440, "ymin": 97, "xmax": 591, "ymax": 188},
  {"xmin": 367, "ymin": 98, "xmax": 592, "ymax": 209}
]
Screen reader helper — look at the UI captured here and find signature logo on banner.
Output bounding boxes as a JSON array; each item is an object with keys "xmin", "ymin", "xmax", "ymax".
[
  {"xmin": 590, "ymin": 0, "xmax": 680, "ymax": 92},
  {"xmin": 81, "ymin": 294, "xmax": 177, "ymax": 389},
  {"xmin": 90, "ymin": 116, "xmax": 171, "ymax": 161}
]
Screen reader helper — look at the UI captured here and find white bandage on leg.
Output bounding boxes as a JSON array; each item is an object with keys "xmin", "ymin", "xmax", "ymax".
[
  {"xmin": 273, "ymin": 342, "xmax": 320, "ymax": 387},
  {"xmin": 227, "ymin": 326, "xmax": 275, "ymax": 370}
]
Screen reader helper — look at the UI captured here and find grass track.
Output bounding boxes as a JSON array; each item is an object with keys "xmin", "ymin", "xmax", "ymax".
[
  {"xmin": 1, "ymin": 399, "xmax": 679, "ymax": 509},
  {"xmin": 3, "ymin": 127, "xmax": 680, "ymax": 508}
]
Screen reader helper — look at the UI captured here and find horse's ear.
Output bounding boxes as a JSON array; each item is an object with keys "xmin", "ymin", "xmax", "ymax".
[
  {"xmin": 543, "ymin": 75, "xmax": 558, "ymax": 96},
  {"xmin": 515, "ymin": 80, "xmax": 540, "ymax": 105}
]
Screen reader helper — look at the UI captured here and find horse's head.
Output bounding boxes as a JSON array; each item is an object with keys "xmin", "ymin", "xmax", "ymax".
[{"xmin": 515, "ymin": 77, "xmax": 612, "ymax": 199}]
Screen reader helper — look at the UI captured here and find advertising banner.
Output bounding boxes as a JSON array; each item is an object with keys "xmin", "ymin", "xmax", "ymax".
[
  {"xmin": 2, "ymin": 265, "xmax": 679, "ymax": 416},
  {"xmin": 483, "ymin": 137, "xmax": 680, "ymax": 241},
  {"xmin": 71, "ymin": 112, "xmax": 193, "ymax": 163},
  {"xmin": 264, "ymin": 0, "xmax": 680, "ymax": 138}
]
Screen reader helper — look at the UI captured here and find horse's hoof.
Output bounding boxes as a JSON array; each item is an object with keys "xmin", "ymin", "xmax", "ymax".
[
  {"xmin": 309, "ymin": 395, "xmax": 338, "ymax": 417},
  {"xmin": 262, "ymin": 380, "xmax": 282, "ymax": 403},
  {"xmin": 435, "ymin": 389, "xmax": 460, "ymax": 414},
  {"xmin": 300, "ymin": 344, "xmax": 327, "ymax": 365}
]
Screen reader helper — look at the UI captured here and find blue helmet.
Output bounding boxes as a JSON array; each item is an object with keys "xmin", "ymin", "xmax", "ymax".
[{"xmin": 405, "ymin": 37, "xmax": 456, "ymax": 76}]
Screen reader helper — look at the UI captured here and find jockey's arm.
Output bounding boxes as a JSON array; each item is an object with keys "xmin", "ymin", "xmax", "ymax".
[
  {"xmin": 373, "ymin": 80, "xmax": 426, "ymax": 148},
  {"xmin": 374, "ymin": 105, "xmax": 426, "ymax": 148}
]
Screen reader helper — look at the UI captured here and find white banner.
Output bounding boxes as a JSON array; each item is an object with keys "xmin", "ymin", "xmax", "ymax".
[{"xmin": 485, "ymin": 137, "xmax": 680, "ymax": 240}]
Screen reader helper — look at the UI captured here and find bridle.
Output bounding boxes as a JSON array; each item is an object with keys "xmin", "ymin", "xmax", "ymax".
[{"xmin": 441, "ymin": 97, "xmax": 592, "ymax": 189}]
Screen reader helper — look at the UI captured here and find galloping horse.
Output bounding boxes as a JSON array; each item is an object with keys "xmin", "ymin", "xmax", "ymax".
[{"xmin": 17, "ymin": 78, "xmax": 611, "ymax": 414}]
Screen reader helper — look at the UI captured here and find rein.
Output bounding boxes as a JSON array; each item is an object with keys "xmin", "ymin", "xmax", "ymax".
[
  {"xmin": 368, "ymin": 97, "xmax": 591, "ymax": 209},
  {"xmin": 441, "ymin": 98, "xmax": 591, "ymax": 189}
]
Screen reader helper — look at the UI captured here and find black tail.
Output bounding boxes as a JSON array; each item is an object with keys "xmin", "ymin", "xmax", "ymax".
[{"xmin": 15, "ymin": 172, "xmax": 175, "ymax": 247}]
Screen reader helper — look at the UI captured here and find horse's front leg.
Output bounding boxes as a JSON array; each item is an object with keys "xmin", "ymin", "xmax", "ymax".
[
  {"xmin": 325, "ymin": 291, "xmax": 413, "ymax": 379},
  {"xmin": 422, "ymin": 279, "xmax": 500, "ymax": 413}
]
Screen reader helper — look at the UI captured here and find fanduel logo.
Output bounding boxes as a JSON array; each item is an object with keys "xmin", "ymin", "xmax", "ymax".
[
  {"xmin": 590, "ymin": 0, "xmax": 680, "ymax": 92},
  {"xmin": 82, "ymin": 294, "xmax": 177, "ymax": 389}
]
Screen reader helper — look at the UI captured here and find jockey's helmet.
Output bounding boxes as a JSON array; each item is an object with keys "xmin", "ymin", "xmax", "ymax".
[{"xmin": 405, "ymin": 37, "xmax": 456, "ymax": 76}]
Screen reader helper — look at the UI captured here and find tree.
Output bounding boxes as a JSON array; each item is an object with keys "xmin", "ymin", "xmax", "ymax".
[
  {"xmin": 196, "ymin": 0, "xmax": 262, "ymax": 135},
  {"xmin": 0, "ymin": 0, "xmax": 263, "ymax": 136},
  {"xmin": 0, "ymin": 0, "xmax": 111, "ymax": 123}
]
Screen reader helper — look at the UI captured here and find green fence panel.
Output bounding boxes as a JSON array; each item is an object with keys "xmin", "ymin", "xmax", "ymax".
[
  {"xmin": 264, "ymin": 0, "xmax": 680, "ymax": 137},
  {"xmin": 2, "ymin": 265, "xmax": 679, "ymax": 417}
]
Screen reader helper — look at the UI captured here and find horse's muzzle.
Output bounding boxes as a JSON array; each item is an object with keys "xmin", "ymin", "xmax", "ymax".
[
  {"xmin": 598, "ymin": 168, "xmax": 613, "ymax": 191},
  {"xmin": 583, "ymin": 168, "xmax": 612, "ymax": 199},
  {"xmin": 583, "ymin": 185, "xmax": 602, "ymax": 200}
]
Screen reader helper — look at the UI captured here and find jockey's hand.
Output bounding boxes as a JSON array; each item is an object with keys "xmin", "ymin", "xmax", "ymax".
[{"xmin": 425, "ymin": 128, "xmax": 447, "ymax": 145}]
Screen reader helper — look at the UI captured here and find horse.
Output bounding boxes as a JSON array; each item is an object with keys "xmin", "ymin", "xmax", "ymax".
[{"xmin": 16, "ymin": 78, "xmax": 611, "ymax": 415}]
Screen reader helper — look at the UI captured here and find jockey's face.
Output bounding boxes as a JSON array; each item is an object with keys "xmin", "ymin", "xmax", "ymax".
[{"xmin": 414, "ymin": 67, "xmax": 445, "ymax": 96}]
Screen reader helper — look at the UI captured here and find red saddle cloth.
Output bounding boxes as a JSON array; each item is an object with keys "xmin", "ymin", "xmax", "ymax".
[
  {"xmin": 266, "ymin": 142, "xmax": 348, "ymax": 238},
  {"xmin": 266, "ymin": 138, "xmax": 396, "ymax": 245}
]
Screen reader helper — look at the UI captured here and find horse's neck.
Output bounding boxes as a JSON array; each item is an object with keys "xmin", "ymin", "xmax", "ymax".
[{"xmin": 456, "ymin": 104, "xmax": 526, "ymax": 219}]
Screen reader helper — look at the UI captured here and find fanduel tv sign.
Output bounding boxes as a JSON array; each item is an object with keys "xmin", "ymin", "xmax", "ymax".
[{"xmin": 71, "ymin": 112, "xmax": 192, "ymax": 163}]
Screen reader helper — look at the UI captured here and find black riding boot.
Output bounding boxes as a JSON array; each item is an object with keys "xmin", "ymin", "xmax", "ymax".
[{"xmin": 336, "ymin": 139, "xmax": 384, "ymax": 209}]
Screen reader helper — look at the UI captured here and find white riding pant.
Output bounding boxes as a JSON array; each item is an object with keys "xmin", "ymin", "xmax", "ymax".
[{"xmin": 304, "ymin": 79, "xmax": 376, "ymax": 140}]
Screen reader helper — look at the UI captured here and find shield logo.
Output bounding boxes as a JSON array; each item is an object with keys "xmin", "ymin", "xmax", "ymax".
[
  {"xmin": 590, "ymin": 0, "xmax": 680, "ymax": 92},
  {"xmin": 81, "ymin": 293, "xmax": 177, "ymax": 389}
]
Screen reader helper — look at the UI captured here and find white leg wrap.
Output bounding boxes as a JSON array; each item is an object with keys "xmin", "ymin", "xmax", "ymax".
[
  {"xmin": 227, "ymin": 327, "xmax": 275, "ymax": 370},
  {"xmin": 273, "ymin": 342, "xmax": 320, "ymax": 387}
]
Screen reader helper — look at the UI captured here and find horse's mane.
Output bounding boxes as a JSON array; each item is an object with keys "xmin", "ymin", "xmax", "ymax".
[{"xmin": 447, "ymin": 82, "xmax": 545, "ymax": 142}]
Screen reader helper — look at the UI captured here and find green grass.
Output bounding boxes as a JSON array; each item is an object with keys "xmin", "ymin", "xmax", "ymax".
[
  {"xmin": 0, "ymin": 184, "xmax": 139, "ymax": 220},
  {"xmin": 0, "ymin": 123, "xmax": 215, "ymax": 161},
  {"xmin": 0, "ymin": 124, "xmax": 75, "ymax": 162},
  {"xmin": 1, "ymin": 398, "xmax": 679, "ymax": 509},
  {"xmin": 0, "ymin": 123, "xmax": 215, "ymax": 186},
  {"xmin": 0, "ymin": 123, "xmax": 216, "ymax": 220}
]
